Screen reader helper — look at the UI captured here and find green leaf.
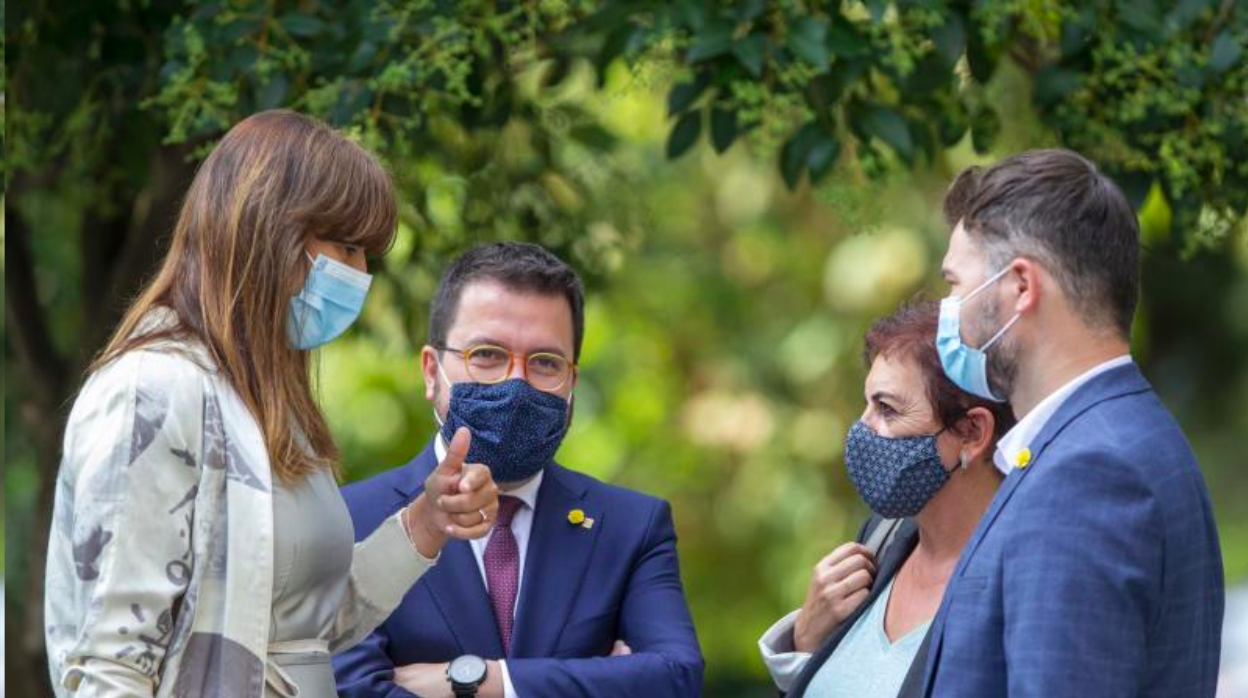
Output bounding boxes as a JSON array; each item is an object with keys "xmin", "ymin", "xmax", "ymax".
[
  {"xmin": 937, "ymin": 103, "xmax": 970, "ymax": 146},
  {"xmin": 1209, "ymin": 31, "xmax": 1243, "ymax": 74},
  {"xmin": 667, "ymin": 73, "xmax": 711, "ymax": 116},
  {"xmin": 736, "ymin": 0, "xmax": 768, "ymax": 22},
  {"xmin": 788, "ymin": 17, "xmax": 830, "ymax": 68},
  {"xmin": 931, "ymin": 14, "xmax": 966, "ymax": 67},
  {"xmin": 853, "ymin": 104, "xmax": 913, "ymax": 162},
  {"xmin": 807, "ymin": 132, "xmax": 841, "ymax": 183},
  {"xmin": 826, "ymin": 58, "xmax": 869, "ymax": 101},
  {"xmin": 348, "ymin": 41, "xmax": 379, "ymax": 73},
  {"xmin": 710, "ymin": 107, "xmax": 737, "ymax": 153},
  {"xmin": 905, "ymin": 53, "xmax": 953, "ymax": 95},
  {"xmin": 675, "ymin": 0, "xmax": 708, "ymax": 31},
  {"xmin": 280, "ymin": 12, "xmax": 324, "ymax": 38},
  {"xmin": 827, "ymin": 18, "xmax": 870, "ymax": 58},
  {"xmin": 667, "ymin": 110, "xmax": 702, "ymax": 159},
  {"xmin": 781, "ymin": 128, "xmax": 813, "ymax": 189},
  {"xmin": 780, "ymin": 122, "xmax": 831, "ymax": 189},
  {"xmin": 598, "ymin": 25, "xmax": 635, "ymax": 81},
  {"xmin": 688, "ymin": 23, "xmax": 734, "ymax": 62},
  {"xmin": 864, "ymin": 0, "xmax": 888, "ymax": 23},
  {"xmin": 542, "ymin": 57, "xmax": 573, "ymax": 88},
  {"xmin": 254, "ymin": 75, "xmax": 288, "ymax": 110},
  {"xmin": 966, "ymin": 27, "xmax": 998, "ymax": 82},
  {"xmin": 1033, "ymin": 67, "xmax": 1082, "ymax": 107},
  {"xmin": 732, "ymin": 34, "xmax": 767, "ymax": 77},
  {"xmin": 970, "ymin": 106, "xmax": 1001, "ymax": 154},
  {"xmin": 570, "ymin": 124, "xmax": 618, "ymax": 151}
]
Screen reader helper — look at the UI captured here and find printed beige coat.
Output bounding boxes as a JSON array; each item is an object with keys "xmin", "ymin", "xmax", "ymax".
[{"xmin": 45, "ymin": 332, "xmax": 433, "ymax": 697}]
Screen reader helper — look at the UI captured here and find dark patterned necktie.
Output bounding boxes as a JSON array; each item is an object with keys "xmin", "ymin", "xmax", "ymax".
[{"xmin": 484, "ymin": 495, "xmax": 523, "ymax": 653}]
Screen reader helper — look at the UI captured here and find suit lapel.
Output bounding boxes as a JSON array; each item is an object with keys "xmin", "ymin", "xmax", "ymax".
[
  {"xmin": 510, "ymin": 464, "xmax": 599, "ymax": 658},
  {"xmin": 920, "ymin": 363, "xmax": 1152, "ymax": 694},
  {"xmin": 392, "ymin": 442, "xmax": 506, "ymax": 657}
]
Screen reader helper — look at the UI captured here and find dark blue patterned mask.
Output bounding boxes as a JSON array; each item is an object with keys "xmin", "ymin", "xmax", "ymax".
[
  {"xmin": 844, "ymin": 420, "xmax": 956, "ymax": 518},
  {"xmin": 438, "ymin": 377, "xmax": 571, "ymax": 484}
]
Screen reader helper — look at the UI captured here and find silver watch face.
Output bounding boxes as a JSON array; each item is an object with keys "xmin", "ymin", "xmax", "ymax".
[{"xmin": 449, "ymin": 655, "xmax": 487, "ymax": 684}]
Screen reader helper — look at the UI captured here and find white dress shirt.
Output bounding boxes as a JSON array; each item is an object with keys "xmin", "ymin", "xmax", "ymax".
[
  {"xmin": 435, "ymin": 436, "xmax": 543, "ymax": 698},
  {"xmin": 757, "ymin": 609, "xmax": 811, "ymax": 692},
  {"xmin": 991, "ymin": 355, "xmax": 1133, "ymax": 474}
]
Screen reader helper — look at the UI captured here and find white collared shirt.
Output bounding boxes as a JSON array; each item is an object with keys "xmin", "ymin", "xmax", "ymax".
[
  {"xmin": 434, "ymin": 436, "xmax": 544, "ymax": 698},
  {"xmin": 992, "ymin": 355, "xmax": 1134, "ymax": 474}
]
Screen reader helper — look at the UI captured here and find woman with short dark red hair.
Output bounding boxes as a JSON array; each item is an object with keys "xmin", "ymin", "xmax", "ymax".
[{"xmin": 759, "ymin": 300, "xmax": 1015, "ymax": 698}]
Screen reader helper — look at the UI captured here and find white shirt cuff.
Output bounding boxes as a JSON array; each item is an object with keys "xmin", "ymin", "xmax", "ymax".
[
  {"xmin": 758, "ymin": 609, "xmax": 811, "ymax": 692},
  {"xmin": 500, "ymin": 659, "xmax": 518, "ymax": 698}
]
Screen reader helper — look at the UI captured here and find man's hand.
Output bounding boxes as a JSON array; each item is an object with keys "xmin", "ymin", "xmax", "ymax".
[
  {"xmin": 610, "ymin": 640, "xmax": 632, "ymax": 656},
  {"xmin": 793, "ymin": 542, "xmax": 876, "ymax": 653},
  {"xmin": 394, "ymin": 661, "xmax": 505, "ymax": 698},
  {"xmin": 404, "ymin": 427, "xmax": 500, "ymax": 558},
  {"xmin": 395, "ymin": 663, "xmax": 453, "ymax": 698}
]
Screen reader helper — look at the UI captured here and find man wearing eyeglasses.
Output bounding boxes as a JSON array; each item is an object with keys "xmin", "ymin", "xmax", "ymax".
[{"xmin": 333, "ymin": 242, "xmax": 705, "ymax": 698}]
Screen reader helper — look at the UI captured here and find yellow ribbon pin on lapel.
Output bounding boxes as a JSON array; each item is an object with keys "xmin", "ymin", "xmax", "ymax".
[
  {"xmin": 568, "ymin": 509, "xmax": 594, "ymax": 529},
  {"xmin": 1015, "ymin": 448, "xmax": 1032, "ymax": 469}
]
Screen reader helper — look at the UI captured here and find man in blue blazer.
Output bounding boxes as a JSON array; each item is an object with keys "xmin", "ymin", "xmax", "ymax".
[
  {"xmin": 333, "ymin": 243, "xmax": 703, "ymax": 698},
  {"xmin": 923, "ymin": 149, "xmax": 1223, "ymax": 696}
]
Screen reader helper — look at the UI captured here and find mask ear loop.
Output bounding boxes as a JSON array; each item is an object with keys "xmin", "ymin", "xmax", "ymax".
[
  {"xmin": 431, "ymin": 354, "xmax": 454, "ymax": 429},
  {"xmin": 934, "ymin": 424, "xmax": 972, "ymax": 474},
  {"xmin": 980, "ymin": 312, "xmax": 1021, "ymax": 352},
  {"xmin": 960, "ymin": 264, "xmax": 1014, "ymax": 303},
  {"xmin": 963, "ymin": 265, "xmax": 1022, "ymax": 353}
]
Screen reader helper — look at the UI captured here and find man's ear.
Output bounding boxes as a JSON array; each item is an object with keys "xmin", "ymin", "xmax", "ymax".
[
  {"xmin": 420, "ymin": 346, "xmax": 439, "ymax": 403},
  {"xmin": 1009, "ymin": 257, "xmax": 1043, "ymax": 316}
]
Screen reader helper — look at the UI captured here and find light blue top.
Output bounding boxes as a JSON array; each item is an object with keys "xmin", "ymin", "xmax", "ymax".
[{"xmin": 803, "ymin": 578, "xmax": 932, "ymax": 698}]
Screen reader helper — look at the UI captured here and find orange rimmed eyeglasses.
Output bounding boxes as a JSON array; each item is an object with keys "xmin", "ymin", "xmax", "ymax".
[{"xmin": 436, "ymin": 344, "xmax": 576, "ymax": 393}]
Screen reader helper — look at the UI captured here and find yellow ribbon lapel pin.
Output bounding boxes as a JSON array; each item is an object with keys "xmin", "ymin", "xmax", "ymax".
[{"xmin": 567, "ymin": 509, "xmax": 594, "ymax": 529}]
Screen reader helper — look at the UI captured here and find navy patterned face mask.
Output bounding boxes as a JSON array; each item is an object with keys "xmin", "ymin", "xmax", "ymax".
[
  {"xmin": 438, "ymin": 377, "xmax": 571, "ymax": 484},
  {"xmin": 844, "ymin": 420, "xmax": 957, "ymax": 518}
]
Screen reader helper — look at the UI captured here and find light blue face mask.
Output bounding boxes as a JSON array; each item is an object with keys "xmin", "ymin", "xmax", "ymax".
[
  {"xmin": 937, "ymin": 265, "xmax": 1020, "ymax": 402},
  {"xmin": 287, "ymin": 253, "xmax": 372, "ymax": 350}
]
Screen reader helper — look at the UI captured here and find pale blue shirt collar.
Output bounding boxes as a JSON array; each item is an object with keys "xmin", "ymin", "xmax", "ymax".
[{"xmin": 992, "ymin": 354, "xmax": 1134, "ymax": 474}]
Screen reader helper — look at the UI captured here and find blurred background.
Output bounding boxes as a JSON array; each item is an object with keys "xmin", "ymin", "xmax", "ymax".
[{"xmin": 5, "ymin": 1, "xmax": 1247, "ymax": 695}]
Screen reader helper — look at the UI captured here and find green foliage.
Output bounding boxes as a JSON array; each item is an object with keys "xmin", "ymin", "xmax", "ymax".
[
  {"xmin": 571, "ymin": 1, "xmax": 1247, "ymax": 254},
  {"xmin": 1030, "ymin": 0, "xmax": 1248, "ymax": 253}
]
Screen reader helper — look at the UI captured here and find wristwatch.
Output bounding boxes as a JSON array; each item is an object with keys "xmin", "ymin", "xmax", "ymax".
[{"xmin": 447, "ymin": 654, "xmax": 488, "ymax": 697}]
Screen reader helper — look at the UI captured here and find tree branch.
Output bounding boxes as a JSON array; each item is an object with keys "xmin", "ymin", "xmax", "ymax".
[
  {"xmin": 4, "ymin": 199, "xmax": 69, "ymax": 405},
  {"xmin": 84, "ymin": 143, "xmax": 196, "ymax": 352}
]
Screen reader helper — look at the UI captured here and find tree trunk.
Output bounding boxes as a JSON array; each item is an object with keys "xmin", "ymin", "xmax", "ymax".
[{"xmin": 4, "ymin": 144, "xmax": 195, "ymax": 696}]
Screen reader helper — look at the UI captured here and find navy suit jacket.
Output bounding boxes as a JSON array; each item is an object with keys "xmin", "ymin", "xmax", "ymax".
[
  {"xmin": 921, "ymin": 363, "xmax": 1224, "ymax": 697},
  {"xmin": 332, "ymin": 442, "xmax": 704, "ymax": 697}
]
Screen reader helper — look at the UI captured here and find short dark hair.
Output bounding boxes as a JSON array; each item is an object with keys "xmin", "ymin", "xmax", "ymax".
[
  {"xmin": 864, "ymin": 301, "xmax": 1016, "ymax": 442},
  {"xmin": 943, "ymin": 149, "xmax": 1140, "ymax": 337},
  {"xmin": 429, "ymin": 242, "xmax": 586, "ymax": 360}
]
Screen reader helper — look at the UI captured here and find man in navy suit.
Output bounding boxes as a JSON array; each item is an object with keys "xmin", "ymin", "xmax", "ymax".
[
  {"xmin": 922, "ymin": 149, "xmax": 1223, "ymax": 696},
  {"xmin": 333, "ymin": 242, "xmax": 703, "ymax": 698}
]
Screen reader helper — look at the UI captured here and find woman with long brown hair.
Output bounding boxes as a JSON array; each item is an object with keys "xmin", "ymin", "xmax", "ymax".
[{"xmin": 44, "ymin": 110, "xmax": 500, "ymax": 698}]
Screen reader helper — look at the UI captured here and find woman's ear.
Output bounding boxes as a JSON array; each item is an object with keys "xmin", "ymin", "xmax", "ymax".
[{"xmin": 959, "ymin": 406, "xmax": 997, "ymax": 467}]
